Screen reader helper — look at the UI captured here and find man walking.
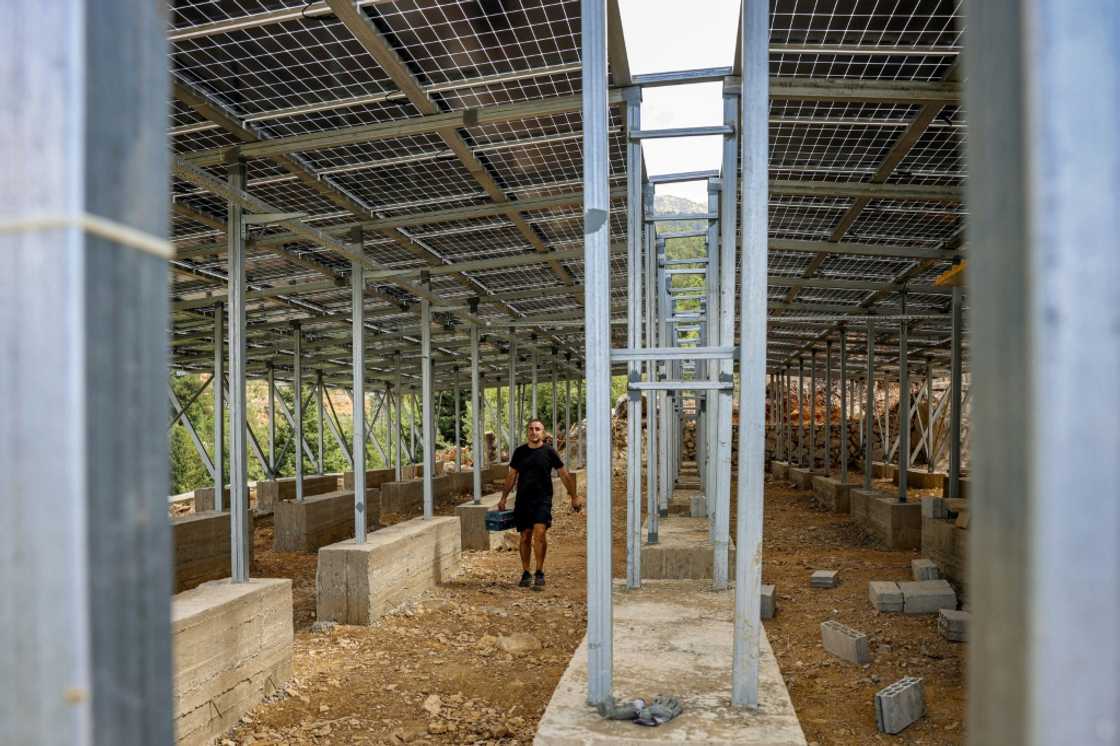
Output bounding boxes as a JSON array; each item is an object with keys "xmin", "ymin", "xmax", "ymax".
[{"xmin": 498, "ymin": 419, "xmax": 582, "ymax": 591}]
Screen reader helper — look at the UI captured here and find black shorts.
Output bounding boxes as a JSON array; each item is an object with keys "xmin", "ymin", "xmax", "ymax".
[{"xmin": 514, "ymin": 496, "xmax": 552, "ymax": 532}]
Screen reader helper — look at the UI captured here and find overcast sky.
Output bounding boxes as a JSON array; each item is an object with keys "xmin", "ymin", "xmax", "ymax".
[{"xmin": 618, "ymin": 0, "xmax": 742, "ymax": 205}]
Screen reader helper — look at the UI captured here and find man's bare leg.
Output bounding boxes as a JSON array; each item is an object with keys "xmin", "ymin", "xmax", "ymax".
[
  {"xmin": 519, "ymin": 529, "xmax": 533, "ymax": 572},
  {"xmin": 532, "ymin": 523, "xmax": 548, "ymax": 576}
]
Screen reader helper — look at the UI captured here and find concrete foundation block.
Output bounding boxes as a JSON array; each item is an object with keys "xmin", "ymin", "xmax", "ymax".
[
  {"xmin": 875, "ymin": 677, "xmax": 925, "ymax": 735},
  {"xmin": 820, "ymin": 620, "xmax": 871, "ymax": 664},
  {"xmin": 689, "ymin": 493, "xmax": 708, "ymax": 517},
  {"xmin": 849, "ymin": 490, "xmax": 922, "ymax": 550},
  {"xmin": 810, "ymin": 569, "xmax": 839, "ymax": 588},
  {"xmin": 454, "ymin": 492, "xmax": 514, "ymax": 551},
  {"xmin": 172, "ymin": 578, "xmax": 293, "ymax": 746},
  {"xmin": 921, "ymin": 516, "xmax": 969, "ymax": 594},
  {"xmin": 788, "ymin": 466, "xmax": 815, "ymax": 490},
  {"xmin": 811, "ymin": 475, "xmax": 852, "ymax": 513},
  {"xmin": 911, "ymin": 558, "xmax": 941, "ymax": 581},
  {"xmin": 640, "ymin": 515, "xmax": 735, "ymax": 580},
  {"xmin": 255, "ymin": 474, "xmax": 340, "ymax": 515},
  {"xmin": 938, "ymin": 608, "xmax": 970, "ymax": 642},
  {"xmin": 899, "ymin": 579, "xmax": 957, "ymax": 614},
  {"xmin": 172, "ymin": 510, "xmax": 254, "ymax": 593},
  {"xmin": 272, "ymin": 489, "xmax": 380, "ymax": 553},
  {"xmin": 316, "ymin": 516, "xmax": 461, "ymax": 625},
  {"xmin": 342, "ymin": 468, "xmax": 398, "ymax": 490},
  {"xmin": 770, "ymin": 460, "xmax": 790, "ymax": 480},
  {"xmin": 761, "ymin": 584, "xmax": 777, "ymax": 620},
  {"xmin": 191, "ymin": 485, "xmax": 229, "ymax": 513},
  {"xmin": 941, "ymin": 476, "xmax": 970, "ymax": 500},
  {"xmin": 869, "ymin": 580, "xmax": 903, "ymax": 612},
  {"xmin": 892, "ymin": 469, "xmax": 946, "ymax": 491},
  {"xmin": 922, "ymin": 496, "xmax": 947, "ymax": 519},
  {"xmin": 872, "ymin": 461, "xmax": 897, "ymax": 481}
]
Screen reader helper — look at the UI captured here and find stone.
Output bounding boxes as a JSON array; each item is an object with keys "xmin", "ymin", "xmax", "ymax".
[
  {"xmin": 820, "ymin": 620, "xmax": 870, "ymax": 664},
  {"xmin": 761, "ymin": 584, "xmax": 777, "ymax": 620},
  {"xmin": 911, "ymin": 558, "xmax": 940, "ymax": 581},
  {"xmin": 875, "ymin": 677, "xmax": 925, "ymax": 734},
  {"xmin": 899, "ymin": 579, "xmax": 957, "ymax": 614},
  {"xmin": 310, "ymin": 620, "xmax": 336, "ymax": 634},
  {"xmin": 810, "ymin": 569, "xmax": 839, "ymax": 588},
  {"xmin": 868, "ymin": 581, "xmax": 903, "ymax": 613},
  {"xmin": 938, "ymin": 609, "xmax": 970, "ymax": 642},
  {"xmin": 497, "ymin": 632, "xmax": 541, "ymax": 655},
  {"xmin": 422, "ymin": 694, "xmax": 442, "ymax": 716}
]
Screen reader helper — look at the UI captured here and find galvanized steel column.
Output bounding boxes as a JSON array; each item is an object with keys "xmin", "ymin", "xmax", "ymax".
[
  {"xmin": 317, "ymin": 370, "xmax": 325, "ymax": 473},
  {"xmin": 713, "ymin": 84, "xmax": 739, "ymax": 590},
  {"xmin": 530, "ymin": 340, "xmax": 539, "ymax": 418},
  {"xmin": 797, "ymin": 357, "xmax": 805, "ymax": 466},
  {"xmin": 705, "ymin": 178, "xmax": 720, "ymax": 519},
  {"xmin": 809, "ymin": 348, "xmax": 817, "ymax": 471},
  {"xmin": 948, "ymin": 284, "xmax": 962, "ymax": 499},
  {"xmin": 352, "ymin": 255, "xmax": 367, "ymax": 542},
  {"xmin": 394, "ymin": 354, "xmax": 403, "ymax": 480},
  {"xmin": 732, "ymin": 0, "xmax": 767, "ymax": 703},
  {"xmin": 470, "ymin": 301, "xmax": 482, "ymax": 502},
  {"xmin": 213, "ymin": 303, "xmax": 225, "ymax": 511},
  {"xmin": 508, "ymin": 332, "xmax": 518, "ymax": 450},
  {"xmin": 0, "ymin": 3, "xmax": 172, "ymax": 737},
  {"xmin": 454, "ymin": 368, "xmax": 462, "ymax": 473},
  {"xmin": 925, "ymin": 356, "xmax": 934, "ymax": 472},
  {"xmin": 551, "ymin": 347, "xmax": 559, "ymax": 436},
  {"xmin": 966, "ymin": 3, "xmax": 1120, "ymax": 739},
  {"xmin": 582, "ymin": 0, "xmax": 612, "ymax": 704},
  {"xmin": 644, "ymin": 183, "xmax": 659, "ymax": 543},
  {"xmin": 840, "ymin": 325, "xmax": 849, "ymax": 484},
  {"xmin": 267, "ymin": 362, "xmax": 276, "ymax": 475},
  {"xmin": 227, "ymin": 160, "xmax": 250, "ymax": 582},
  {"xmin": 293, "ymin": 323, "xmax": 304, "ymax": 500},
  {"xmin": 624, "ymin": 86, "xmax": 643, "ymax": 589},
  {"xmin": 864, "ymin": 321, "xmax": 875, "ymax": 490},
  {"xmin": 826, "ymin": 340, "xmax": 833, "ymax": 472},
  {"xmin": 897, "ymin": 291, "xmax": 909, "ymax": 502},
  {"xmin": 421, "ymin": 276, "xmax": 434, "ymax": 520}
]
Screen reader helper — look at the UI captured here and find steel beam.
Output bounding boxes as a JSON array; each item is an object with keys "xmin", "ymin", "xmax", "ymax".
[
  {"xmin": 292, "ymin": 324, "xmax": 304, "ymax": 499},
  {"xmin": 624, "ymin": 86, "xmax": 642, "ymax": 590},
  {"xmin": 840, "ymin": 326, "xmax": 849, "ymax": 484}
]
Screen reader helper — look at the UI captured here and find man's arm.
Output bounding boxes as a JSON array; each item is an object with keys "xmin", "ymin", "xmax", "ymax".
[
  {"xmin": 557, "ymin": 467, "xmax": 583, "ymax": 512},
  {"xmin": 497, "ymin": 467, "xmax": 518, "ymax": 511}
]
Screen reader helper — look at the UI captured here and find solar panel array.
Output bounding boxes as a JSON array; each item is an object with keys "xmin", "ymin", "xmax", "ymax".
[{"xmin": 168, "ymin": 0, "xmax": 966, "ymax": 393}]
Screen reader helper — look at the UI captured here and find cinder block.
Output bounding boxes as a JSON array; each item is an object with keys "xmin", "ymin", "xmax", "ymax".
[
  {"xmin": 771, "ymin": 460, "xmax": 790, "ymax": 480},
  {"xmin": 875, "ymin": 677, "xmax": 925, "ymax": 734},
  {"xmin": 869, "ymin": 580, "xmax": 903, "ymax": 612},
  {"xmin": 820, "ymin": 620, "xmax": 870, "ymax": 664},
  {"xmin": 690, "ymin": 494, "xmax": 708, "ymax": 518},
  {"xmin": 810, "ymin": 569, "xmax": 840, "ymax": 588},
  {"xmin": 938, "ymin": 608, "xmax": 970, "ymax": 642},
  {"xmin": 899, "ymin": 579, "xmax": 957, "ymax": 614},
  {"xmin": 761, "ymin": 584, "xmax": 776, "ymax": 620},
  {"xmin": 911, "ymin": 558, "xmax": 940, "ymax": 581},
  {"xmin": 922, "ymin": 497, "xmax": 947, "ymax": 519}
]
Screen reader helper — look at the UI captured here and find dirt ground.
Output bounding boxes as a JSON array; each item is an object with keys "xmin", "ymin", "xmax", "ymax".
[{"xmin": 226, "ymin": 473, "xmax": 965, "ymax": 745}]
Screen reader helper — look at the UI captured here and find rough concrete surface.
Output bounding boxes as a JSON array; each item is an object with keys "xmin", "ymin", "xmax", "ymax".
[
  {"xmin": 316, "ymin": 516, "xmax": 462, "ymax": 625},
  {"xmin": 272, "ymin": 488, "xmax": 380, "ymax": 553},
  {"xmin": 761, "ymin": 584, "xmax": 777, "ymax": 620},
  {"xmin": 938, "ymin": 609, "xmax": 970, "ymax": 642},
  {"xmin": 849, "ymin": 490, "xmax": 922, "ymax": 550},
  {"xmin": 535, "ymin": 580, "xmax": 806, "ymax": 745},
  {"xmin": 256, "ymin": 474, "xmax": 340, "ymax": 515},
  {"xmin": 455, "ymin": 491, "xmax": 515, "ymax": 551},
  {"xmin": 875, "ymin": 677, "xmax": 925, "ymax": 734},
  {"xmin": 171, "ymin": 510, "xmax": 254, "ymax": 593},
  {"xmin": 641, "ymin": 512, "xmax": 736, "ymax": 580},
  {"xmin": 172, "ymin": 578, "xmax": 293, "ymax": 746},
  {"xmin": 810, "ymin": 475, "xmax": 854, "ymax": 513},
  {"xmin": 868, "ymin": 581, "xmax": 904, "ymax": 613},
  {"xmin": 810, "ymin": 569, "xmax": 839, "ymax": 588},
  {"xmin": 910, "ymin": 558, "xmax": 940, "ymax": 581},
  {"xmin": 899, "ymin": 580, "xmax": 957, "ymax": 614}
]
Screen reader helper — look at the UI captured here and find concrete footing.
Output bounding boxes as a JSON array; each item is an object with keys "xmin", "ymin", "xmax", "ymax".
[
  {"xmin": 869, "ymin": 581, "xmax": 903, "ymax": 612},
  {"xmin": 941, "ymin": 475, "xmax": 970, "ymax": 500},
  {"xmin": 535, "ymin": 580, "xmax": 806, "ymax": 745},
  {"xmin": 811, "ymin": 475, "xmax": 854, "ymax": 512},
  {"xmin": 770, "ymin": 460, "xmax": 790, "ymax": 480},
  {"xmin": 641, "ymin": 515, "xmax": 735, "ymax": 580},
  {"xmin": 316, "ymin": 516, "xmax": 461, "ymax": 625},
  {"xmin": 380, "ymin": 473, "xmax": 475, "ymax": 515},
  {"xmin": 172, "ymin": 510, "xmax": 254, "ymax": 593},
  {"xmin": 787, "ymin": 466, "xmax": 816, "ymax": 490},
  {"xmin": 849, "ymin": 490, "xmax": 922, "ymax": 550},
  {"xmin": 342, "ymin": 467, "xmax": 400, "ymax": 490},
  {"xmin": 938, "ymin": 609, "xmax": 970, "ymax": 642},
  {"xmin": 172, "ymin": 578, "xmax": 293, "ymax": 746},
  {"xmin": 191, "ymin": 485, "xmax": 230, "ymax": 513},
  {"xmin": 255, "ymin": 474, "xmax": 340, "ymax": 516},
  {"xmin": 455, "ymin": 492, "xmax": 515, "ymax": 551},
  {"xmin": 272, "ymin": 489, "xmax": 380, "ymax": 553},
  {"xmin": 921, "ymin": 515, "xmax": 968, "ymax": 594},
  {"xmin": 891, "ymin": 469, "xmax": 946, "ymax": 491}
]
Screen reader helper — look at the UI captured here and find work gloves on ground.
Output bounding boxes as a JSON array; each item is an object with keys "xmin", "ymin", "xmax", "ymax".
[{"xmin": 596, "ymin": 695, "xmax": 683, "ymax": 727}]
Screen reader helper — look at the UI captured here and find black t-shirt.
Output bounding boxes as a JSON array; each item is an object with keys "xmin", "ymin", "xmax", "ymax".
[{"xmin": 510, "ymin": 444, "xmax": 564, "ymax": 503}]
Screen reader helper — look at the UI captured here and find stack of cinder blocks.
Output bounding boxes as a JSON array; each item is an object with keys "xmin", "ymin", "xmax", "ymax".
[
  {"xmin": 938, "ymin": 609, "xmax": 970, "ymax": 642},
  {"xmin": 820, "ymin": 620, "xmax": 870, "ymax": 664},
  {"xmin": 868, "ymin": 579, "xmax": 956, "ymax": 614},
  {"xmin": 875, "ymin": 677, "xmax": 925, "ymax": 734},
  {"xmin": 869, "ymin": 580, "xmax": 904, "ymax": 612},
  {"xmin": 911, "ymin": 558, "xmax": 940, "ymax": 581}
]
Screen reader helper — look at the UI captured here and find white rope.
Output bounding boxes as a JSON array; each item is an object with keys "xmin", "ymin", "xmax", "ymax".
[{"xmin": 0, "ymin": 213, "xmax": 173, "ymax": 260}]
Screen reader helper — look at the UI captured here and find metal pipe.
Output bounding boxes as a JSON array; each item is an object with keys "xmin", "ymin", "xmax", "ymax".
[
  {"xmin": 421, "ymin": 282, "xmax": 434, "ymax": 520},
  {"xmin": 898, "ymin": 291, "xmax": 909, "ymax": 502},
  {"xmin": 624, "ymin": 86, "xmax": 642, "ymax": 590},
  {"xmin": 352, "ymin": 250, "xmax": 367, "ymax": 542},
  {"xmin": 732, "ymin": 0, "xmax": 767, "ymax": 705},
  {"xmin": 925, "ymin": 356, "xmax": 934, "ymax": 472},
  {"xmin": 508, "ymin": 332, "xmax": 518, "ymax": 450},
  {"xmin": 810, "ymin": 348, "xmax": 817, "ymax": 471},
  {"xmin": 644, "ymin": 183, "xmax": 659, "ymax": 543},
  {"xmin": 948, "ymin": 285, "xmax": 962, "ymax": 499},
  {"xmin": 531, "ymin": 343, "xmax": 539, "ymax": 418},
  {"xmin": 213, "ymin": 303, "xmax": 225, "ymax": 511},
  {"xmin": 267, "ymin": 363, "xmax": 276, "ymax": 475},
  {"xmin": 293, "ymin": 323, "xmax": 304, "ymax": 500},
  {"xmin": 394, "ymin": 354, "xmax": 402, "ymax": 480},
  {"xmin": 713, "ymin": 87, "xmax": 739, "ymax": 590},
  {"xmin": 227, "ymin": 162, "xmax": 250, "ymax": 582},
  {"xmin": 582, "ymin": 0, "xmax": 612, "ymax": 704},
  {"xmin": 470, "ymin": 310, "xmax": 482, "ymax": 503},
  {"xmin": 864, "ymin": 320, "xmax": 875, "ymax": 490},
  {"xmin": 316, "ymin": 370, "xmax": 325, "ymax": 473},
  {"xmin": 798, "ymin": 357, "xmax": 805, "ymax": 466},
  {"xmin": 454, "ymin": 368, "xmax": 461, "ymax": 473},
  {"xmin": 551, "ymin": 348, "xmax": 559, "ymax": 435},
  {"xmin": 840, "ymin": 326, "xmax": 849, "ymax": 484},
  {"xmin": 826, "ymin": 340, "xmax": 833, "ymax": 472}
]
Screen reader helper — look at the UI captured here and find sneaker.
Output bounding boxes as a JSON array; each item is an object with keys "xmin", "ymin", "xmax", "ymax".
[
  {"xmin": 518, "ymin": 570, "xmax": 532, "ymax": 588},
  {"xmin": 532, "ymin": 571, "xmax": 545, "ymax": 592}
]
